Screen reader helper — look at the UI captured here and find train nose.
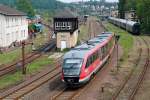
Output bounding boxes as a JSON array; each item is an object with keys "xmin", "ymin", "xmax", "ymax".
[
  {"xmin": 67, "ymin": 78, "xmax": 75, "ymax": 83},
  {"xmin": 64, "ymin": 77, "xmax": 79, "ymax": 84}
]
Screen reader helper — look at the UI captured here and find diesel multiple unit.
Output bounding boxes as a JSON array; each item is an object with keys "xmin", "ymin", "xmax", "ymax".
[{"xmin": 61, "ymin": 32, "xmax": 115, "ymax": 86}]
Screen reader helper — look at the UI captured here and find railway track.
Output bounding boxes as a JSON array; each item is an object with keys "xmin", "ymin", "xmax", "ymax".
[
  {"xmin": 128, "ymin": 37, "xmax": 149, "ymax": 100},
  {"xmin": 51, "ymin": 48, "xmax": 115, "ymax": 100},
  {"xmin": 0, "ymin": 55, "xmax": 63, "ymax": 100},
  {"xmin": 51, "ymin": 19, "xmax": 108, "ymax": 100},
  {"xmin": 0, "ymin": 39, "xmax": 56, "ymax": 77},
  {"xmin": 133, "ymin": 36, "xmax": 150, "ymax": 100},
  {"xmin": 51, "ymin": 87, "xmax": 82, "ymax": 100},
  {"xmin": 111, "ymin": 36, "xmax": 149, "ymax": 100}
]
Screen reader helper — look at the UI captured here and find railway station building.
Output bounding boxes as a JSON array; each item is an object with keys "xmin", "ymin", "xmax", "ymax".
[
  {"xmin": 0, "ymin": 4, "xmax": 28, "ymax": 47},
  {"xmin": 53, "ymin": 9, "xmax": 79, "ymax": 50}
]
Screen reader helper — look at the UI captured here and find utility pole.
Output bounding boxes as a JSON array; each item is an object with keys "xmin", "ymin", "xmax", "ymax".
[
  {"xmin": 115, "ymin": 35, "xmax": 120, "ymax": 71},
  {"xmin": 21, "ymin": 41, "xmax": 34, "ymax": 74},
  {"xmin": 22, "ymin": 41, "xmax": 25, "ymax": 74}
]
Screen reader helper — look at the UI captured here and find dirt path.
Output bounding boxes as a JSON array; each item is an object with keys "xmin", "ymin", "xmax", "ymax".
[
  {"xmin": 79, "ymin": 16, "xmax": 105, "ymax": 43},
  {"xmin": 73, "ymin": 44, "xmax": 123, "ymax": 100},
  {"xmin": 88, "ymin": 17, "xmax": 105, "ymax": 39}
]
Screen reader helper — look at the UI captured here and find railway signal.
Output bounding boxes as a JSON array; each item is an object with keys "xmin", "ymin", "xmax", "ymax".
[
  {"xmin": 115, "ymin": 35, "xmax": 120, "ymax": 71},
  {"xmin": 22, "ymin": 41, "xmax": 34, "ymax": 74}
]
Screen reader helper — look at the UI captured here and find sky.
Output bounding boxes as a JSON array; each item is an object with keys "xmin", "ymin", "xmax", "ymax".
[{"xmin": 58, "ymin": 0, "xmax": 118, "ymax": 3}]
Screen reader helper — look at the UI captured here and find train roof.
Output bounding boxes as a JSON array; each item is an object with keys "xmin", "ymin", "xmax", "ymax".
[
  {"xmin": 109, "ymin": 17, "xmax": 140, "ymax": 26},
  {"xmin": 63, "ymin": 32, "xmax": 113, "ymax": 59}
]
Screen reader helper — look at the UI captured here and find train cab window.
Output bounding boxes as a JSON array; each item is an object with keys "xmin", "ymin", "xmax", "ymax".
[
  {"xmin": 85, "ymin": 58, "xmax": 91, "ymax": 68},
  {"xmin": 85, "ymin": 56, "xmax": 93, "ymax": 68},
  {"xmin": 63, "ymin": 59, "xmax": 83, "ymax": 69}
]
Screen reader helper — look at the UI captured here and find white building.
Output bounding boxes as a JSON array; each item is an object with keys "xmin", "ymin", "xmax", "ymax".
[{"xmin": 0, "ymin": 4, "xmax": 28, "ymax": 47}]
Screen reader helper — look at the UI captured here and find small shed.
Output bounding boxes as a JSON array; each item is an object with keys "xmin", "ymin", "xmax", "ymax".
[{"xmin": 53, "ymin": 9, "xmax": 79, "ymax": 50}]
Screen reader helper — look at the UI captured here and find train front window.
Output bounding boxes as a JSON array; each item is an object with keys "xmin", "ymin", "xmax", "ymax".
[
  {"xmin": 63, "ymin": 59, "xmax": 82, "ymax": 69},
  {"xmin": 63, "ymin": 59, "xmax": 82, "ymax": 76}
]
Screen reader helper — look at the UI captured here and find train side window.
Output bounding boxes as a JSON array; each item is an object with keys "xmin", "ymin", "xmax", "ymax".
[
  {"xmin": 105, "ymin": 44, "xmax": 107, "ymax": 55},
  {"xmin": 85, "ymin": 58, "xmax": 90, "ymax": 68},
  {"xmin": 95, "ymin": 52, "xmax": 98, "ymax": 60},
  {"xmin": 104, "ymin": 44, "xmax": 108, "ymax": 56},
  {"xmin": 95, "ymin": 51, "xmax": 98, "ymax": 60},
  {"xmin": 101, "ymin": 46, "xmax": 105, "ymax": 58},
  {"xmin": 98, "ymin": 49, "xmax": 102, "ymax": 59},
  {"xmin": 93, "ymin": 54, "xmax": 96, "ymax": 61},
  {"xmin": 90, "ymin": 56, "xmax": 93, "ymax": 64}
]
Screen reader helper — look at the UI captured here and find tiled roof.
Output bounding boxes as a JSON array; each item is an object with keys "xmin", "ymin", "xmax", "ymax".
[
  {"xmin": 54, "ymin": 9, "xmax": 77, "ymax": 18},
  {"xmin": 0, "ymin": 4, "xmax": 26, "ymax": 16}
]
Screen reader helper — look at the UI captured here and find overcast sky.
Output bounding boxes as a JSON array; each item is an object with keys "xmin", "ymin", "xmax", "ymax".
[{"xmin": 58, "ymin": 0, "xmax": 118, "ymax": 3}]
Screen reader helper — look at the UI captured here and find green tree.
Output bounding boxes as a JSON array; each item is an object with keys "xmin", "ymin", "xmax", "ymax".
[
  {"xmin": 136, "ymin": 0, "xmax": 150, "ymax": 33},
  {"xmin": 124, "ymin": 0, "xmax": 136, "ymax": 10},
  {"xmin": 16, "ymin": 0, "xmax": 35, "ymax": 17},
  {"xmin": 118, "ymin": 0, "xmax": 126, "ymax": 18}
]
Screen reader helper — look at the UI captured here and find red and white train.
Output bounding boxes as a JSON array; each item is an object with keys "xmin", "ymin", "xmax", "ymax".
[{"xmin": 62, "ymin": 32, "xmax": 116, "ymax": 85}]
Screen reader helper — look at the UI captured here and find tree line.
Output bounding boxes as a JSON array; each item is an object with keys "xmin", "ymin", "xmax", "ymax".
[
  {"xmin": 0, "ymin": 0, "xmax": 67, "ymax": 17},
  {"xmin": 118, "ymin": 0, "xmax": 150, "ymax": 34}
]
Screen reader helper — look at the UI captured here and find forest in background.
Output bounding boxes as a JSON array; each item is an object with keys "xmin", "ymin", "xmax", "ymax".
[
  {"xmin": 118, "ymin": 0, "xmax": 150, "ymax": 33},
  {"xmin": 0, "ymin": 0, "xmax": 68, "ymax": 17}
]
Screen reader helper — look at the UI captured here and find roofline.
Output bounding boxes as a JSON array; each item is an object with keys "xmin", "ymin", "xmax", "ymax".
[
  {"xmin": 0, "ymin": 13, "xmax": 27, "ymax": 16},
  {"xmin": 54, "ymin": 17, "xmax": 78, "ymax": 19}
]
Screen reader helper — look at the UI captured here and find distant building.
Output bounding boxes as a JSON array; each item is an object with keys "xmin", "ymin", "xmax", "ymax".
[
  {"xmin": 0, "ymin": 4, "xmax": 28, "ymax": 47},
  {"xmin": 125, "ymin": 10, "xmax": 138, "ymax": 21},
  {"xmin": 111, "ymin": 10, "xmax": 118, "ymax": 18},
  {"xmin": 54, "ymin": 9, "xmax": 79, "ymax": 50}
]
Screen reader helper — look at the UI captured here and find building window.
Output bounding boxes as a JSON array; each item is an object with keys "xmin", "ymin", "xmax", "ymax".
[
  {"xmin": 6, "ymin": 18, "xmax": 9, "ymax": 27},
  {"xmin": 15, "ymin": 18, "xmax": 18, "ymax": 26},
  {"xmin": 0, "ymin": 33, "xmax": 2, "ymax": 40},
  {"xmin": 12, "ymin": 18, "xmax": 13, "ymax": 26},
  {"xmin": 24, "ymin": 30, "xmax": 26, "ymax": 37},
  {"xmin": 55, "ymin": 22, "xmax": 71, "ymax": 30},
  {"xmin": 16, "ymin": 31, "xmax": 18, "ymax": 40},
  {"xmin": 6, "ymin": 33, "xmax": 10, "ymax": 42}
]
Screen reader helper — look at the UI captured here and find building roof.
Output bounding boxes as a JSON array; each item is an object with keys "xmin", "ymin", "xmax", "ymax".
[
  {"xmin": 54, "ymin": 9, "xmax": 77, "ymax": 18},
  {"xmin": 0, "ymin": 4, "xmax": 26, "ymax": 16}
]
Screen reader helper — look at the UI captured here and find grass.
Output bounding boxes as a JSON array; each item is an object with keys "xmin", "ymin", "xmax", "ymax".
[
  {"xmin": 32, "ymin": 33, "xmax": 48, "ymax": 49},
  {"xmin": 0, "ymin": 32, "xmax": 49, "ymax": 66},
  {"xmin": 104, "ymin": 22, "xmax": 134, "ymax": 59},
  {"xmin": 78, "ymin": 23, "xmax": 89, "ymax": 43},
  {"xmin": 27, "ymin": 55, "xmax": 54, "ymax": 74},
  {"xmin": 0, "ymin": 54, "xmax": 54, "ymax": 89},
  {"xmin": 0, "ymin": 72, "xmax": 23, "ymax": 89},
  {"xmin": 0, "ymin": 49, "xmax": 21, "ymax": 65}
]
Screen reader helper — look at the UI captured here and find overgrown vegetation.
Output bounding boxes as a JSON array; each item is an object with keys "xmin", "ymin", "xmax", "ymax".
[
  {"xmin": 0, "ymin": 71, "xmax": 23, "ymax": 89},
  {"xmin": 104, "ymin": 22, "xmax": 133, "ymax": 59},
  {"xmin": 78, "ymin": 24, "xmax": 89, "ymax": 43},
  {"xmin": 0, "ymin": 0, "xmax": 67, "ymax": 16},
  {"xmin": 0, "ymin": 54, "xmax": 54, "ymax": 89},
  {"xmin": 0, "ymin": 49, "xmax": 21, "ymax": 65},
  {"xmin": 0, "ymin": 33, "xmax": 49, "ymax": 65},
  {"xmin": 118, "ymin": 0, "xmax": 150, "ymax": 34},
  {"xmin": 16, "ymin": 0, "xmax": 35, "ymax": 17}
]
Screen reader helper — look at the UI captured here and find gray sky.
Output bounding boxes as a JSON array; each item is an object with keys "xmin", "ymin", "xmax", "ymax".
[{"xmin": 58, "ymin": 0, "xmax": 118, "ymax": 3}]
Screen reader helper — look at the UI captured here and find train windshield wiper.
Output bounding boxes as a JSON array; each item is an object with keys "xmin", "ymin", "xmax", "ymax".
[{"xmin": 69, "ymin": 63, "xmax": 77, "ymax": 69}]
